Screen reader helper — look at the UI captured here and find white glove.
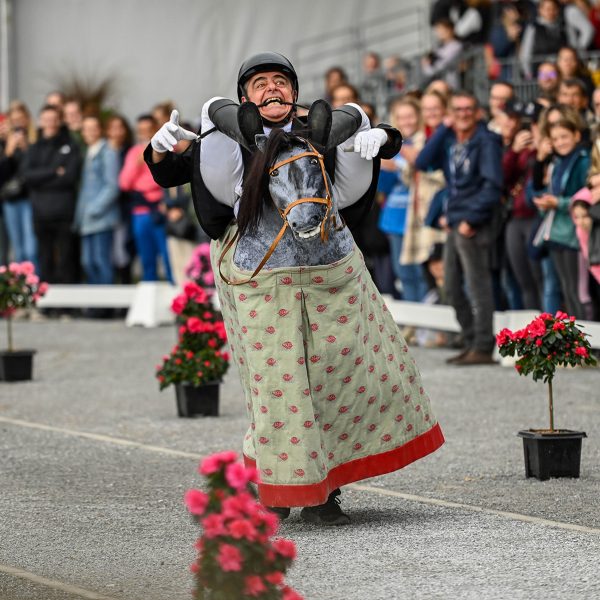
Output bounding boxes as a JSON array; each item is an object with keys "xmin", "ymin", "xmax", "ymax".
[
  {"xmin": 353, "ymin": 128, "xmax": 388, "ymax": 160},
  {"xmin": 151, "ymin": 109, "xmax": 197, "ymax": 153}
]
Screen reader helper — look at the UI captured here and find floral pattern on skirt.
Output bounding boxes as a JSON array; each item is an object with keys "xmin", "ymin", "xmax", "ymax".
[{"xmin": 211, "ymin": 225, "xmax": 444, "ymax": 507}]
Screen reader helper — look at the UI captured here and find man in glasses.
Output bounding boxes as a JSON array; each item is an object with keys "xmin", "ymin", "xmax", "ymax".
[{"xmin": 416, "ymin": 90, "xmax": 503, "ymax": 366}]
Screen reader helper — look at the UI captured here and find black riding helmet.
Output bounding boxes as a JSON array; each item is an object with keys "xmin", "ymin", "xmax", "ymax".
[{"xmin": 237, "ymin": 52, "xmax": 299, "ymax": 101}]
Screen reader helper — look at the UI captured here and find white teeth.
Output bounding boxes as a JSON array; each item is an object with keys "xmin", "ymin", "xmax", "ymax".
[{"xmin": 297, "ymin": 226, "xmax": 320, "ymax": 239}]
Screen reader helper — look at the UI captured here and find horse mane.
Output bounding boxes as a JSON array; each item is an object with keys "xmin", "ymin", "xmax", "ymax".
[{"xmin": 237, "ymin": 128, "xmax": 306, "ymax": 237}]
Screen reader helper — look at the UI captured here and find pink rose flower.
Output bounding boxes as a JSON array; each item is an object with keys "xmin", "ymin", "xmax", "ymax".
[
  {"xmin": 495, "ymin": 328, "xmax": 512, "ymax": 347},
  {"xmin": 225, "ymin": 462, "xmax": 257, "ymax": 491},
  {"xmin": 20, "ymin": 261, "xmax": 35, "ymax": 275},
  {"xmin": 187, "ymin": 317, "xmax": 204, "ymax": 334},
  {"xmin": 184, "ymin": 281, "xmax": 201, "ymax": 298},
  {"xmin": 527, "ymin": 317, "xmax": 546, "ymax": 338},
  {"xmin": 184, "ymin": 489, "xmax": 209, "ymax": 516},
  {"xmin": 244, "ymin": 575, "xmax": 266, "ymax": 597},
  {"xmin": 282, "ymin": 586, "xmax": 304, "ymax": 600},
  {"xmin": 171, "ymin": 295, "xmax": 187, "ymax": 315},
  {"xmin": 202, "ymin": 513, "xmax": 227, "ymax": 539},
  {"xmin": 272, "ymin": 538, "xmax": 297, "ymax": 559},
  {"xmin": 228, "ymin": 519, "xmax": 258, "ymax": 541},
  {"xmin": 217, "ymin": 543, "xmax": 243, "ymax": 572},
  {"xmin": 265, "ymin": 571, "xmax": 285, "ymax": 585},
  {"xmin": 575, "ymin": 346, "xmax": 589, "ymax": 358},
  {"xmin": 199, "ymin": 450, "xmax": 239, "ymax": 475}
]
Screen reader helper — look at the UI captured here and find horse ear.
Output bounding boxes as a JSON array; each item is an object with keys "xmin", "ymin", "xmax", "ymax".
[
  {"xmin": 255, "ymin": 134, "xmax": 269, "ymax": 153},
  {"xmin": 307, "ymin": 99, "xmax": 332, "ymax": 151},
  {"xmin": 238, "ymin": 102, "xmax": 263, "ymax": 150}
]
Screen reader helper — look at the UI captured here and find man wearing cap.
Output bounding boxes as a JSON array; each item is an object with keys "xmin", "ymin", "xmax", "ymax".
[{"xmin": 144, "ymin": 53, "xmax": 442, "ymax": 527}]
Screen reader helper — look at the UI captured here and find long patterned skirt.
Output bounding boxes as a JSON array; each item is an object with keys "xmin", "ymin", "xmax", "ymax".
[{"xmin": 212, "ymin": 225, "xmax": 444, "ymax": 507}]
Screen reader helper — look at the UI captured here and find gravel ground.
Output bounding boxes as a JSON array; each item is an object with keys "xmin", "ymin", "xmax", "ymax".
[{"xmin": 0, "ymin": 319, "xmax": 598, "ymax": 600}]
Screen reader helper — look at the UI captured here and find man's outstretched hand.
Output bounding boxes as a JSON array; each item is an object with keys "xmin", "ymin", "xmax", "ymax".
[
  {"xmin": 151, "ymin": 110, "xmax": 197, "ymax": 154},
  {"xmin": 353, "ymin": 128, "xmax": 388, "ymax": 160}
]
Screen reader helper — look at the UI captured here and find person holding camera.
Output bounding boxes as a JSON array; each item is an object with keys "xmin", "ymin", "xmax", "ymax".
[
  {"xmin": 0, "ymin": 102, "xmax": 38, "ymax": 267},
  {"xmin": 500, "ymin": 100, "xmax": 543, "ymax": 310}
]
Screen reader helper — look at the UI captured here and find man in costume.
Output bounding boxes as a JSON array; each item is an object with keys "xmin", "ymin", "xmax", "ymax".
[{"xmin": 145, "ymin": 52, "xmax": 444, "ymax": 525}]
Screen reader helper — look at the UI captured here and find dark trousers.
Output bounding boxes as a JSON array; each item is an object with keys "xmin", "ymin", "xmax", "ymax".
[
  {"xmin": 505, "ymin": 217, "xmax": 543, "ymax": 310},
  {"xmin": 444, "ymin": 225, "xmax": 495, "ymax": 353},
  {"xmin": 34, "ymin": 219, "xmax": 77, "ymax": 284},
  {"xmin": 550, "ymin": 246, "xmax": 585, "ymax": 319}
]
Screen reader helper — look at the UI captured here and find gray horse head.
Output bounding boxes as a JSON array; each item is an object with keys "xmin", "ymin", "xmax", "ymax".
[{"xmin": 255, "ymin": 132, "xmax": 335, "ymax": 242}]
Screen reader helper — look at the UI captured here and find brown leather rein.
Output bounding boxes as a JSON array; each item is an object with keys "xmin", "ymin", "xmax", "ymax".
[{"xmin": 218, "ymin": 139, "xmax": 342, "ymax": 286}]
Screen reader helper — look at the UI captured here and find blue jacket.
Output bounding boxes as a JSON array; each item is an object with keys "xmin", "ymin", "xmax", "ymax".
[
  {"xmin": 415, "ymin": 122, "xmax": 503, "ymax": 227},
  {"xmin": 75, "ymin": 140, "xmax": 120, "ymax": 236},
  {"xmin": 378, "ymin": 154, "xmax": 409, "ymax": 236}
]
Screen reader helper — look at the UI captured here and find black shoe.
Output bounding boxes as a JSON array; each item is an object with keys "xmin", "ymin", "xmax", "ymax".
[
  {"xmin": 266, "ymin": 506, "xmax": 291, "ymax": 520},
  {"xmin": 300, "ymin": 489, "xmax": 351, "ymax": 526}
]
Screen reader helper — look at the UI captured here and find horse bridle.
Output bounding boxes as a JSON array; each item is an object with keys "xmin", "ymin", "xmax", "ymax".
[{"xmin": 218, "ymin": 138, "xmax": 343, "ymax": 286}]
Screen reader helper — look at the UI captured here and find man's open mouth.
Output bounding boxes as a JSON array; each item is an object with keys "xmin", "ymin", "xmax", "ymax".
[{"xmin": 263, "ymin": 97, "xmax": 284, "ymax": 106}]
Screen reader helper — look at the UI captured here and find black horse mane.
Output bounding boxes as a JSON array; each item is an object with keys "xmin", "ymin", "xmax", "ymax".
[{"xmin": 237, "ymin": 129, "xmax": 308, "ymax": 237}]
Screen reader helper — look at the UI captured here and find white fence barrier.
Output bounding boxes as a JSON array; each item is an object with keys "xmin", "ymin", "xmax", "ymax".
[
  {"xmin": 37, "ymin": 286, "xmax": 600, "ymax": 349},
  {"xmin": 37, "ymin": 283, "xmax": 180, "ymax": 328}
]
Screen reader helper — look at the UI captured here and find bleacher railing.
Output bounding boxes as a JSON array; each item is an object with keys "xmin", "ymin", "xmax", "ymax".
[{"xmin": 292, "ymin": 5, "xmax": 431, "ymax": 104}]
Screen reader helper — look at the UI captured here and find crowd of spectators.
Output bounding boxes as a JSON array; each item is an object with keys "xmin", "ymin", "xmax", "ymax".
[
  {"xmin": 321, "ymin": 0, "xmax": 600, "ymax": 359},
  {"xmin": 0, "ymin": 93, "xmax": 205, "ymax": 316},
  {"xmin": 1, "ymin": 0, "xmax": 599, "ymax": 341}
]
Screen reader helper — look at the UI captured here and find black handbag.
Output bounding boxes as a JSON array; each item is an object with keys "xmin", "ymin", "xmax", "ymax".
[{"xmin": 0, "ymin": 175, "xmax": 26, "ymax": 201}]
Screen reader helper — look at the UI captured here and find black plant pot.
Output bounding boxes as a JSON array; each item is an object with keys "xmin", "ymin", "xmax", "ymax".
[
  {"xmin": 518, "ymin": 430, "xmax": 586, "ymax": 481},
  {"xmin": 0, "ymin": 350, "xmax": 36, "ymax": 382},
  {"xmin": 175, "ymin": 382, "xmax": 220, "ymax": 417}
]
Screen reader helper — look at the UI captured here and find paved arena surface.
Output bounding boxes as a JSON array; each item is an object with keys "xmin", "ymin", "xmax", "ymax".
[{"xmin": 0, "ymin": 320, "xmax": 598, "ymax": 600}]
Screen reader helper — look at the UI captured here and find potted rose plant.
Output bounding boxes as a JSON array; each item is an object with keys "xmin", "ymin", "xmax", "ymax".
[
  {"xmin": 171, "ymin": 281, "xmax": 218, "ymax": 336},
  {"xmin": 496, "ymin": 311, "xmax": 597, "ymax": 480},
  {"xmin": 156, "ymin": 288, "xmax": 229, "ymax": 417},
  {"xmin": 185, "ymin": 243, "xmax": 215, "ymax": 289},
  {"xmin": 185, "ymin": 450, "xmax": 303, "ymax": 600},
  {"xmin": 0, "ymin": 261, "xmax": 48, "ymax": 381}
]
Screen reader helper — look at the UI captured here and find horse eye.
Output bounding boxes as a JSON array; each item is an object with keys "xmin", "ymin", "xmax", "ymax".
[
  {"xmin": 310, "ymin": 158, "xmax": 318, "ymax": 165},
  {"xmin": 270, "ymin": 169, "xmax": 279, "ymax": 177}
]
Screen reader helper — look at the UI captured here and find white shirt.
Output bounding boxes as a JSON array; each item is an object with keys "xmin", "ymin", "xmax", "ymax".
[{"xmin": 199, "ymin": 97, "xmax": 372, "ymax": 216}]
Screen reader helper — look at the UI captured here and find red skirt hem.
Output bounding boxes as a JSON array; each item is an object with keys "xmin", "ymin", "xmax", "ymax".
[{"xmin": 244, "ymin": 422, "xmax": 444, "ymax": 507}]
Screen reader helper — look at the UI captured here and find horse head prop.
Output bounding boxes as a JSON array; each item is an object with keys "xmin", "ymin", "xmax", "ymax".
[{"xmin": 218, "ymin": 101, "xmax": 358, "ymax": 285}]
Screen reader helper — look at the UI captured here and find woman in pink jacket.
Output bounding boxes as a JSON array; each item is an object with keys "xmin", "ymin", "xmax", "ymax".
[
  {"xmin": 570, "ymin": 187, "xmax": 600, "ymax": 320},
  {"xmin": 119, "ymin": 114, "xmax": 173, "ymax": 283}
]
